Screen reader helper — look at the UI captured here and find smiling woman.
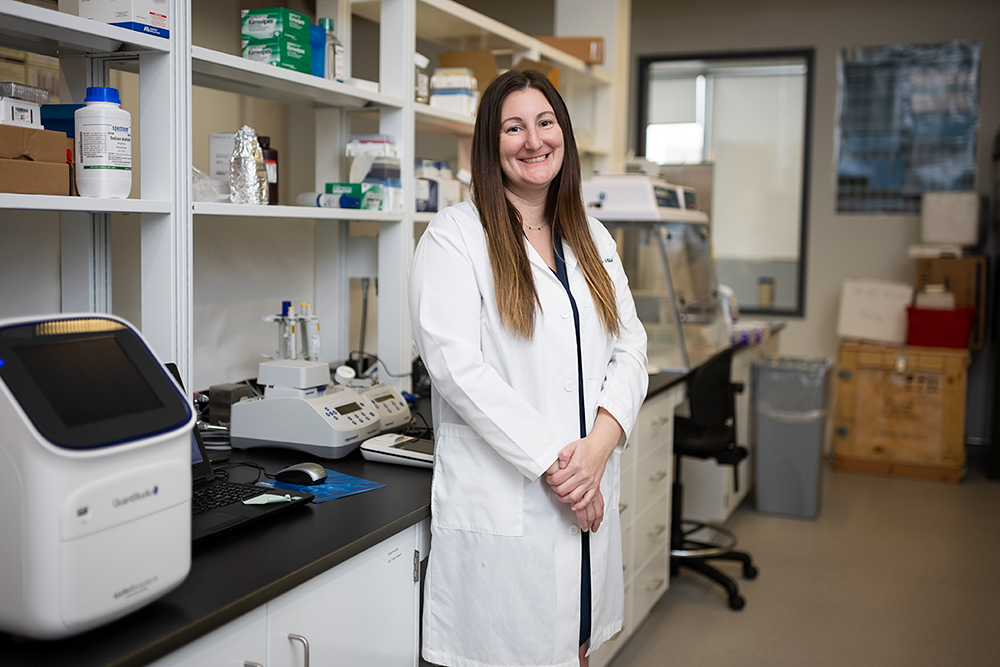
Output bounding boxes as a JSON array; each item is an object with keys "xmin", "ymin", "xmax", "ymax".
[{"xmin": 408, "ymin": 68, "xmax": 649, "ymax": 667}]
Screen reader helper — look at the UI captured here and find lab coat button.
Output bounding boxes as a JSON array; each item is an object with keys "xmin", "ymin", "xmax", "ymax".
[
  {"xmin": 569, "ymin": 525, "xmax": 580, "ymax": 536},
  {"xmin": 564, "ymin": 381, "xmax": 574, "ymax": 392}
]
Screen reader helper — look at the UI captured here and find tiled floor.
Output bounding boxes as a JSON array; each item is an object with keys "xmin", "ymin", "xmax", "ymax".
[{"xmin": 611, "ymin": 459, "xmax": 1000, "ymax": 667}]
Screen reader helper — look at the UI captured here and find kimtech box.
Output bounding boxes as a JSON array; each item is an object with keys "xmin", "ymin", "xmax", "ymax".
[
  {"xmin": 79, "ymin": 0, "xmax": 170, "ymax": 39},
  {"xmin": 242, "ymin": 38, "xmax": 311, "ymax": 75},
  {"xmin": 241, "ymin": 8, "xmax": 311, "ymax": 44}
]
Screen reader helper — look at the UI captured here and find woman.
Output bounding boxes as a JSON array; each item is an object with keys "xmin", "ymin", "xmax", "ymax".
[{"xmin": 408, "ymin": 69, "xmax": 648, "ymax": 667}]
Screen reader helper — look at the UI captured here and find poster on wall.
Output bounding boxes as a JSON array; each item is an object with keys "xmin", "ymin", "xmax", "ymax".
[{"xmin": 834, "ymin": 41, "xmax": 981, "ymax": 214}]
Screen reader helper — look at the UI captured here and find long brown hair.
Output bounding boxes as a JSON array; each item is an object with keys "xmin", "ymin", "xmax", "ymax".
[{"xmin": 471, "ymin": 69, "xmax": 621, "ymax": 340}]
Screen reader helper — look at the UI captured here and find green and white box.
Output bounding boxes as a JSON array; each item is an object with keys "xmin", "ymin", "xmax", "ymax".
[
  {"xmin": 241, "ymin": 8, "xmax": 311, "ymax": 44},
  {"xmin": 242, "ymin": 37, "xmax": 312, "ymax": 74},
  {"xmin": 325, "ymin": 183, "xmax": 385, "ymax": 210}
]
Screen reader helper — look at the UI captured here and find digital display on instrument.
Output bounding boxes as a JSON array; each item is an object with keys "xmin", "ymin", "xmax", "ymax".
[
  {"xmin": 374, "ymin": 394, "xmax": 395, "ymax": 403},
  {"xmin": 15, "ymin": 336, "xmax": 163, "ymax": 428},
  {"xmin": 335, "ymin": 402, "xmax": 362, "ymax": 415},
  {"xmin": 393, "ymin": 438, "xmax": 435, "ymax": 455}
]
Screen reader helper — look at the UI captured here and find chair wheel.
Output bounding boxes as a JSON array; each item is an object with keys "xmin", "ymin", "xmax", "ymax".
[
  {"xmin": 743, "ymin": 564, "xmax": 759, "ymax": 580},
  {"xmin": 728, "ymin": 594, "xmax": 746, "ymax": 610}
]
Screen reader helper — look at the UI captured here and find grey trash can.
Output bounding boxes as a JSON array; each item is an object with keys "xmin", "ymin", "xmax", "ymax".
[{"xmin": 752, "ymin": 357, "xmax": 833, "ymax": 519}]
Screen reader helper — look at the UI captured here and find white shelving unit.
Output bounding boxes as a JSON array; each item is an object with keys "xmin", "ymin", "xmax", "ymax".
[{"xmin": 0, "ymin": 0, "xmax": 619, "ymax": 394}]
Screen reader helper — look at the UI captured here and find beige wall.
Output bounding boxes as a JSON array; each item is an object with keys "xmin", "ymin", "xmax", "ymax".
[{"xmin": 630, "ymin": 0, "xmax": 1000, "ymax": 361}]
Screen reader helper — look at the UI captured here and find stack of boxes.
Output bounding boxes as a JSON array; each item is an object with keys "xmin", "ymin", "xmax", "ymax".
[
  {"xmin": 429, "ymin": 67, "xmax": 478, "ymax": 117},
  {"xmin": 831, "ymin": 191, "xmax": 985, "ymax": 482},
  {"xmin": 1, "ymin": 83, "xmax": 69, "ymax": 196},
  {"xmin": 241, "ymin": 8, "xmax": 312, "ymax": 75}
]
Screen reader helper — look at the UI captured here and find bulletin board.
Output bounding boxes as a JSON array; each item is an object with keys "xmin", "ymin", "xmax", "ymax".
[{"xmin": 834, "ymin": 41, "xmax": 981, "ymax": 214}]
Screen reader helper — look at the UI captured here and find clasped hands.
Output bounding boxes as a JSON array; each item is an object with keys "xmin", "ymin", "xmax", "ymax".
[{"xmin": 545, "ymin": 409, "xmax": 622, "ymax": 533}]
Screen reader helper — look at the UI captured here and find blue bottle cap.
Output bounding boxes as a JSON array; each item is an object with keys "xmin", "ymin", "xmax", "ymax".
[{"xmin": 84, "ymin": 87, "xmax": 121, "ymax": 104}]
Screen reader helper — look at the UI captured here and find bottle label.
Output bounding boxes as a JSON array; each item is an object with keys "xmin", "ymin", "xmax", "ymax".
[
  {"xmin": 334, "ymin": 44, "xmax": 346, "ymax": 82},
  {"xmin": 265, "ymin": 159, "xmax": 277, "ymax": 183},
  {"xmin": 78, "ymin": 122, "xmax": 131, "ymax": 170}
]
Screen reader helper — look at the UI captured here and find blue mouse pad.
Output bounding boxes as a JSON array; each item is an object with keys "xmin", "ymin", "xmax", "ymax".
[{"xmin": 257, "ymin": 469, "xmax": 385, "ymax": 503}]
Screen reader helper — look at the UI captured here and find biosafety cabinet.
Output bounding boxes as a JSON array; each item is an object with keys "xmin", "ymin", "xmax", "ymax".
[
  {"xmin": 0, "ymin": 315, "xmax": 195, "ymax": 640},
  {"xmin": 584, "ymin": 174, "xmax": 730, "ymax": 372}
]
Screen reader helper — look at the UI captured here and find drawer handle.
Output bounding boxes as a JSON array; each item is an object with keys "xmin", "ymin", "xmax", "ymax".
[
  {"xmin": 618, "ymin": 503, "xmax": 629, "ymax": 513},
  {"xmin": 244, "ymin": 663, "xmax": 264, "ymax": 667},
  {"xmin": 647, "ymin": 524, "xmax": 666, "ymax": 538},
  {"xmin": 648, "ymin": 471, "xmax": 667, "ymax": 483},
  {"xmin": 645, "ymin": 577, "xmax": 666, "ymax": 592},
  {"xmin": 288, "ymin": 634, "xmax": 310, "ymax": 667},
  {"xmin": 651, "ymin": 416, "xmax": 670, "ymax": 427}
]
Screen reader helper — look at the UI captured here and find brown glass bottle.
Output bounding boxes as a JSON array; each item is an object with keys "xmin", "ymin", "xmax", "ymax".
[{"xmin": 257, "ymin": 136, "xmax": 278, "ymax": 205}]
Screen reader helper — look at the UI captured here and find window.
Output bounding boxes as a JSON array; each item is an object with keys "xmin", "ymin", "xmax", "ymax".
[{"xmin": 637, "ymin": 50, "xmax": 814, "ymax": 316}]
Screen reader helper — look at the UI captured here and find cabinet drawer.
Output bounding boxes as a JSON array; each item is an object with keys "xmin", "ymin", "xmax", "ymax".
[
  {"xmin": 632, "ymin": 545, "xmax": 669, "ymax": 624},
  {"xmin": 619, "ymin": 464, "xmax": 635, "ymax": 528},
  {"xmin": 634, "ymin": 442, "xmax": 671, "ymax": 512},
  {"xmin": 632, "ymin": 498, "xmax": 668, "ymax": 573},
  {"xmin": 148, "ymin": 606, "xmax": 267, "ymax": 667},
  {"xmin": 636, "ymin": 392, "xmax": 674, "ymax": 461}
]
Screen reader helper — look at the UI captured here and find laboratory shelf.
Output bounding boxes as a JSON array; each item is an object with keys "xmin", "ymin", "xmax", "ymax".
[
  {"xmin": 0, "ymin": 0, "xmax": 171, "ymax": 57},
  {"xmin": 191, "ymin": 46, "xmax": 404, "ymax": 110},
  {"xmin": 352, "ymin": 0, "xmax": 612, "ymax": 87},
  {"xmin": 193, "ymin": 202, "xmax": 404, "ymax": 222},
  {"xmin": 415, "ymin": 103, "xmax": 475, "ymax": 136},
  {"xmin": 0, "ymin": 193, "xmax": 171, "ymax": 214}
]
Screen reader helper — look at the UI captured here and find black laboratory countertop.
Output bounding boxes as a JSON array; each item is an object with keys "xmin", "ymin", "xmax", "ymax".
[
  {"xmin": 2, "ymin": 323, "xmax": 784, "ymax": 666},
  {"xmin": 0, "ymin": 446, "xmax": 433, "ymax": 667}
]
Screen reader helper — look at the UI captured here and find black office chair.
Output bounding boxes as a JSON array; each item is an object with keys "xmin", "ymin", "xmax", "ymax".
[{"xmin": 671, "ymin": 348, "xmax": 758, "ymax": 610}]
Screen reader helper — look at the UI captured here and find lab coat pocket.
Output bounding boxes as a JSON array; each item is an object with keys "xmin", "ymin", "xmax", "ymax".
[{"xmin": 431, "ymin": 423, "xmax": 524, "ymax": 536}]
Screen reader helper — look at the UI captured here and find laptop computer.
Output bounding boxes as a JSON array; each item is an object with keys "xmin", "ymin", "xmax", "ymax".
[{"xmin": 164, "ymin": 363, "xmax": 314, "ymax": 543}]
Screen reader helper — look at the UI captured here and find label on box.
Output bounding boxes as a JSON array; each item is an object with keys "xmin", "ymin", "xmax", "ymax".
[
  {"xmin": 210, "ymin": 132, "xmax": 235, "ymax": 182},
  {"xmin": 79, "ymin": 0, "xmax": 170, "ymax": 38},
  {"xmin": 241, "ymin": 8, "xmax": 311, "ymax": 44}
]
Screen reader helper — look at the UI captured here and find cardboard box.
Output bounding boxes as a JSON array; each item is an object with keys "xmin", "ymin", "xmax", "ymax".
[
  {"xmin": 0, "ymin": 158, "xmax": 69, "ymax": 195},
  {"xmin": 0, "ymin": 124, "xmax": 68, "ymax": 164},
  {"xmin": 242, "ymin": 37, "xmax": 311, "ymax": 74},
  {"xmin": 837, "ymin": 278, "xmax": 914, "ymax": 344},
  {"xmin": 437, "ymin": 50, "xmax": 562, "ymax": 92},
  {"xmin": 921, "ymin": 191, "xmax": 981, "ymax": 246},
  {"xmin": 833, "ymin": 341, "xmax": 967, "ymax": 481},
  {"xmin": 914, "ymin": 256, "xmax": 987, "ymax": 350},
  {"xmin": 241, "ymin": 8, "xmax": 311, "ymax": 44},
  {"xmin": 79, "ymin": 0, "xmax": 169, "ymax": 39},
  {"xmin": 535, "ymin": 36, "xmax": 605, "ymax": 64}
]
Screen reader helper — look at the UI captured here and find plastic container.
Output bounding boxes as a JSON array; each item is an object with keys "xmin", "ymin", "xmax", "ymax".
[
  {"xmin": 74, "ymin": 87, "xmax": 131, "ymax": 199},
  {"xmin": 318, "ymin": 18, "xmax": 345, "ymax": 83},
  {"xmin": 906, "ymin": 306, "xmax": 975, "ymax": 348},
  {"xmin": 257, "ymin": 136, "xmax": 278, "ymax": 205},
  {"xmin": 914, "ymin": 284, "xmax": 956, "ymax": 309},
  {"xmin": 753, "ymin": 356, "xmax": 833, "ymax": 519}
]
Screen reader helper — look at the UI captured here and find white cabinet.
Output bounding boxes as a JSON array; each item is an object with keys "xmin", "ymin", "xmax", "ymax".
[
  {"xmin": 268, "ymin": 525, "xmax": 418, "ymax": 667},
  {"xmin": 681, "ymin": 330, "xmax": 783, "ymax": 524},
  {"xmin": 149, "ymin": 524, "xmax": 422, "ymax": 667},
  {"xmin": 591, "ymin": 383, "xmax": 682, "ymax": 667},
  {"xmin": 147, "ymin": 606, "xmax": 268, "ymax": 667}
]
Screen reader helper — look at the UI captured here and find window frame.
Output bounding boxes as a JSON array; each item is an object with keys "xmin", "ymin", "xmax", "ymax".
[{"xmin": 636, "ymin": 48, "xmax": 816, "ymax": 318}]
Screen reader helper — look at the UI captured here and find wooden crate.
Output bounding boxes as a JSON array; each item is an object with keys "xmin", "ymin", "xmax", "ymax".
[{"xmin": 833, "ymin": 341, "xmax": 968, "ymax": 481}]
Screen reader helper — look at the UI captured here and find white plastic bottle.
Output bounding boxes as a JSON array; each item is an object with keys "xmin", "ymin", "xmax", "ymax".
[{"xmin": 74, "ymin": 87, "xmax": 131, "ymax": 198}]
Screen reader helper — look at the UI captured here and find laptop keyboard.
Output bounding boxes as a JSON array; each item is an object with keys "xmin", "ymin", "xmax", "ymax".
[{"xmin": 192, "ymin": 482, "xmax": 265, "ymax": 515}]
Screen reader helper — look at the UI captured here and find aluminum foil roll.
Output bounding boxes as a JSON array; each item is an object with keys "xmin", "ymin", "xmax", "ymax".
[{"xmin": 229, "ymin": 125, "xmax": 268, "ymax": 205}]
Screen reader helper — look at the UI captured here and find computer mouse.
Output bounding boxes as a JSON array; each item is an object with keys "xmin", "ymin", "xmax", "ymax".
[{"xmin": 274, "ymin": 462, "xmax": 328, "ymax": 485}]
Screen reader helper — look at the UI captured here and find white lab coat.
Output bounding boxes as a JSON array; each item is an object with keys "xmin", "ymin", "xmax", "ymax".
[{"xmin": 409, "ymin": 200, "xmax": 648, "ymax": 667}]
